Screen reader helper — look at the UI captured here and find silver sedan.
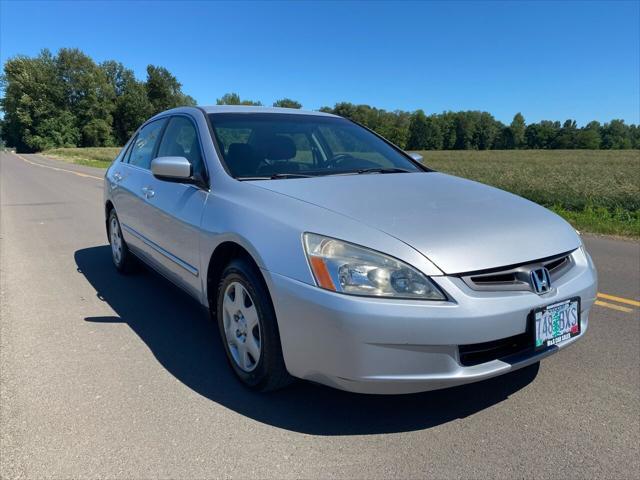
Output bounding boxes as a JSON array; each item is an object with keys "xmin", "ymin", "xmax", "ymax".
[{"xmin": 104, "ymin": 106, "xmax": 597, "ymax": 394}]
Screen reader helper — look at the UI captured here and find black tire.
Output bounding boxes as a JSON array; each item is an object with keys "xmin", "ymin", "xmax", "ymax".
[
  {"xmin": 107, "ymin": 209, "xmax": 136, "ymax": 274},
  {"xmin": 216, "ymin": 257, "xmax": 293, "ymax": 391}
]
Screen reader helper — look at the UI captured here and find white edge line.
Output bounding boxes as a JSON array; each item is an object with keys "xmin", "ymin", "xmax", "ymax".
[{"xmin": 11, "ymin": 153, "xmax": 104, "ymax": 181}]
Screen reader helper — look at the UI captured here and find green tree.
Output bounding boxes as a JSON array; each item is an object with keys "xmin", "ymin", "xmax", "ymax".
[
  {"xmin": 376, "ymin": 110, "xmax": 411, "ymax": 148},
  {"xmin": 525, "ymin": 122, "xmax": 561, "ymax": 149},
  {"xmin": 602, "ymin": 119, "xmax": 631, "ymax": 149},
  {"xmin": 146, "ymin": 65, "xmax": 196, "ymax": 114},
  {"xmin": 216, "ymin": 92, "xmax": 262, "ymax": 106},
  {"xmin": 0, "ymin": 50, "xmax": 77, "ymax": 151},
  {"xmin": 405, "ymin": 110, "xmax": 429, "ymax": 150},
  {"xmin": 553, "ymin": 119, "xmax": 578, "ymax": 149},
  {"xmin": 273, "ymin": 98, "xmax": 302, "ymax": 109},
  {"xmin": 0, "ymin": 48, "xmax": 196, "ymax": 150},
  {"xmin": 438, "ymin": 112, "xmax": 457, "ymax": 149},
  {"xmin": 102, "ymin": 61, "xmax": 152, "ymax": 144},
  {"xmin": 576, "ymin": 121, "xmax": 601, "ymax": 149},
  {"xmin": 454, "ymin": 112, "xmax": 478, "ymax": 149},
  {"xmin": 505, "ymin": 113, "xmax": 526, "ymax": 149},
  {"xmin": 629, "ymin": 125, "xmax": 640, "ymax": 149},
  {"xmin": 525, "ymin": 124, "xmax": 541, "ymax": 148},
  {"xmin": 423, "ymin": 115, "xmax": 443, "ymax": 150},
  {"xmin": 5, "ymin": 50, "xmax": 638, "ymax": 154},
  {"xmin": 475, "ymin": 112, "xmax": 500, "ymax": 150},
  {"xmin": 56, "ymin": 48, "xmax": 116, "ymax": 146},
  {"xmin": 538, "ymin": 121, "xmax": 560, "ymax": 148}
]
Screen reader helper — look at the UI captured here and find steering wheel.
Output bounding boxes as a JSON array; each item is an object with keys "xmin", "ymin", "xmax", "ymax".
[{"xmin": 324, "ymin": 153, "xmax": 356, "ymax": 169}]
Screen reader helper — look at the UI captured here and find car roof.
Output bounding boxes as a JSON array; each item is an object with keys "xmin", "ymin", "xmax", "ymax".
[
  {"xmin": 146, "ymin": 105, "xmax": 340, "ymax": 125},
  {"xmin": 200, "ymin": 105, "xmax": 338, "ymax": 117}
]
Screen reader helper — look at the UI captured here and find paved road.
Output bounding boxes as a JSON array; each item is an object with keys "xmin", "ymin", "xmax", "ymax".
[{"xmin": 1, "ymin": 151, "xmax": 639, "ymax": 479}]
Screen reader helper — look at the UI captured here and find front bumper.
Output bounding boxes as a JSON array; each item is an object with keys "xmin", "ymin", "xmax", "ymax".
[{"xmin": 265, "ymin": 247, "xmax": 597, "ymax": 394}]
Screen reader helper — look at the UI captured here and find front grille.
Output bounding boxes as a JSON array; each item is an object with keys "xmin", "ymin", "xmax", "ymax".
[
  {"xmin": 460, "ymin": 250, "xmax": 575, "ymax": 292},
  {"xmin": 459, "ymin": 331, "xmax": 534, "ymax": 366},
  {"xmin": 468, "ymin": 272, "xmax": 519, "ymax": 287},
  {"xmin": 546, "ymin": 255, "xmax": 570, "ymax": 274}
]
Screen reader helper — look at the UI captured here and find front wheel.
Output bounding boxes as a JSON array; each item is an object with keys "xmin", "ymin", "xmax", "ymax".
[{"xmin": 216, "ymin": 258, "xmax": 292, "ymax": 391}]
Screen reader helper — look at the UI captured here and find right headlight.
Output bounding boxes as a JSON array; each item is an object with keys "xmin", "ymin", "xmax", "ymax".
[{"xmin": 303, "ymin": 233, "xmax": 446, "ymax": 300}]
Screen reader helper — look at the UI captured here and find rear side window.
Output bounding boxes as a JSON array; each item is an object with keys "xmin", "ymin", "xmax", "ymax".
[
  {"xmin": 157, "ymin": 116, "xmax": 205, "ymax": 178},
  {"xmin": 128, "ymin": 119, "xmax": 167, "ymax": 169}
]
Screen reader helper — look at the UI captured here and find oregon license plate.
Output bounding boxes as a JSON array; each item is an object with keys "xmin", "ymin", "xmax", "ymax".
[{"xmin": 534, "ymin": 297, "xmax": 580, "ymax": 349}]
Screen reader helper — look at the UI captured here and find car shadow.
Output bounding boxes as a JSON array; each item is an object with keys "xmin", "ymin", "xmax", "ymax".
[{"xmin": 75, "ymin": 245, "xmax": 539, "ymax": 436}]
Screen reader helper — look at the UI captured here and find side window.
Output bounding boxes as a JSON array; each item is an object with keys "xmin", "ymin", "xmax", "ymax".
[
  {"xmin": 128, "ymin": 119, "xmax": 167, "ymax": 169},
  {"xmin": 157, "ymin": 116, "xmax": 205, "ymax": 178},
  {"xmin": 122, "ymin": 136, "xmax": 136, "ymax": 163}
]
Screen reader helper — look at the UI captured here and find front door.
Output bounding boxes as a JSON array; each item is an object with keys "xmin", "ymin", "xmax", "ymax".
[{"xmin": 142, "ymin": 115, "xmax": 208, "ymax": 298}]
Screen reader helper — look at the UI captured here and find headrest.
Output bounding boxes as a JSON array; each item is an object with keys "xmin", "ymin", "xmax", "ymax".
[
  {"xmin": 265, "ymin": 135, "xmax": 296, "ymax": 160},
  {"xmin": 227, "ymin": 143, "xmax": 253, "ymax": 160}
]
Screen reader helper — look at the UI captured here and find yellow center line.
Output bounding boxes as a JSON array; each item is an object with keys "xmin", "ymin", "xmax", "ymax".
[
  {"xmin": 12, "ymin": 153, "xmax": 103, "ymax": 181},
  {"xmin": 597, "ymin": 292, "xmax": 640, "ymax": 308},
  {"xmin": 594, "ymin": 300, "xmax": 634, "ymax": 313}
]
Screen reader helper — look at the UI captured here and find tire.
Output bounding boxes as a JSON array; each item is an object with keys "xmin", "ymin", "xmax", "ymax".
[
  {"xmin": 107, "ymin": 209, "xmax": 136, "ymax": 274},
  {"xmin": 216, "ymin": 257, "xmax": 293, "ymax": 391}
]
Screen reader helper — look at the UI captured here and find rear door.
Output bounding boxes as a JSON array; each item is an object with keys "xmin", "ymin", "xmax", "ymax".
[
  {"xmin": 141, "ymin": 115, "xmax": 208, "ymax": 297},
  {"xmin": 114, "ymin": 118, "xmax": 167, "ymax": 259}
]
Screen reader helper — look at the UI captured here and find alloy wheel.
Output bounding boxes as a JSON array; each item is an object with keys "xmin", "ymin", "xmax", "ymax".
[
  {"xmin": 222, "ymin": 281, "xmax": 262, "ymax": 372},
  {"xmin": 110, "ymin": 216, "xmax": 123, "ymax": 265}
]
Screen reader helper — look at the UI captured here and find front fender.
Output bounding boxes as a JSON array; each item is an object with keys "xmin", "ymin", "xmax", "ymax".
[{"xmin": 198, "ymin": 181, "xmax": 443, "ymax": 305}]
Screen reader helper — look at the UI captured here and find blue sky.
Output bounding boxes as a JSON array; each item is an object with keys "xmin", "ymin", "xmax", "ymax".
[{"xmin": 1, "ymin": 0, "xmax": 638, "ymax": 125}]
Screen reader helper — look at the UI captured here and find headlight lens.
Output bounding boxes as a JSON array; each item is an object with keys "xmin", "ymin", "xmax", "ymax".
[{"xmin": 303, "ymin": 233, "xmax": 446, "ymax": 300}]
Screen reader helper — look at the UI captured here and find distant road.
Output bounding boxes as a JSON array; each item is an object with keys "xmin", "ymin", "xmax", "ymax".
[{"xmin": 1, "ymin": 151, "xmax": 638, "ymax": 479}]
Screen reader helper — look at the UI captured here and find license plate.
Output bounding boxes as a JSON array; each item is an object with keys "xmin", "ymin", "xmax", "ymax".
[{"xmin": 533, "ymin": 297, "xmax": 580, "ymax": 349}]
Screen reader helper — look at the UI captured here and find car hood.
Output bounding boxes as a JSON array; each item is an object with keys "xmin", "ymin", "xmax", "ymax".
[{"xmin": 249, "ymin": 172, "xmax": 581, "ymax": 274}]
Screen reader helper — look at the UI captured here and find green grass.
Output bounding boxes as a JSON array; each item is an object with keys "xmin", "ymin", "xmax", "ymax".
[
  {"xmin": 44, "ymin": 147, "xmax": 122, "ymax": 168},
  {"xmin": 419, "ymin": 149, "xmax": 640, "ymax": 238},
  {"xmin": 42, "ymin": 147, "xmax": 640, "ymax": 238}
]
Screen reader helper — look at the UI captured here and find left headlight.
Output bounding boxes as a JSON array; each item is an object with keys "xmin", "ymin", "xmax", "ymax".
[{"xmin": 303, "ymin": 233, "xmax": 446, "ymax": 300}]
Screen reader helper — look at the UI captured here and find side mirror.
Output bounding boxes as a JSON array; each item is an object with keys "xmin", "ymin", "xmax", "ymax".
[
  {"xmin": 406, "ymin": 151, "xmax": 423, "ymax": 162},
  {"xmin": 151, "ymin": 156, "xmax": 192, "ymax": 181}
]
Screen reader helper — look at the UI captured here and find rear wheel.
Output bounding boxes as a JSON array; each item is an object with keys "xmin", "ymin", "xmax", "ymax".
[
  {"xmin": 216, "ymin": 258, "xmax": 292, "ymax": 391},
  {"xmin": 108, "ymin": 209, "xmax": 136, "ymax": 273}
]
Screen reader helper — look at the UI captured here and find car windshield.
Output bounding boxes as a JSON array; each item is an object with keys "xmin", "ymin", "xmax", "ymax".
[{"xmin": 208, "ymin": 113, "xmax": 423, "ymax": 179}]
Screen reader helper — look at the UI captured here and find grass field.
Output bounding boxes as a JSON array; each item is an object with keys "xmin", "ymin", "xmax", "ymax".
[
  {"xmin": 43, "ymin": 147, "xmax": 640, "ymax": 238},
  {"xmin": 44, "ymin": 147, "xmax": 122, "ymax": 168}
]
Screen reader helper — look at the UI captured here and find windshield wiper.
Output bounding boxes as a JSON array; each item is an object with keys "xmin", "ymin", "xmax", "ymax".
[
  {"xmin": 355, "ymin": 167, "xmax": 412, "ymax": 174},
  {"xmin": 237, "ymin": 173, "xmax": 314, "ymax": 181},
  {"xmin": 270, "ymin": 173, "xmax": 313, "ymax": 179}
]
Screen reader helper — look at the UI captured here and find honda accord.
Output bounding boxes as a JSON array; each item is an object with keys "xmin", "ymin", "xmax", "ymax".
[{"xmin": 104, "ymin": 106, "xmax": 597, "ymax": 394}]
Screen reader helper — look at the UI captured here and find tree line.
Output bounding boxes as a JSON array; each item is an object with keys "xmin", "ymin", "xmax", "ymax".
[
  {"xmin": 1, "ymin": 48, "xmax": 638, "ymax": 152},
  {"xmin": 319, "ymin": 104, "xmax": 640, "ymax": 151}
]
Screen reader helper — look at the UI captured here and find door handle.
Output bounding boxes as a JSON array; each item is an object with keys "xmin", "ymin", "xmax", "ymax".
[
  {"xmin": 142, "ymin": 186, "xmax": 155, "ymax": 199},
  {"xmin": 113, "ymin": 172, "xmax": 123, "ymax": 182}
]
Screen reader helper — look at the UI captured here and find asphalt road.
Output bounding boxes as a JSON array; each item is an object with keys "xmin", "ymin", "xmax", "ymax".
[{"xmin": 1, "ymin": 151, "xmax": 639, "ymax": 479}]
